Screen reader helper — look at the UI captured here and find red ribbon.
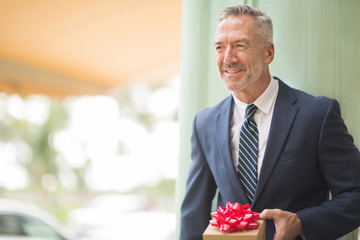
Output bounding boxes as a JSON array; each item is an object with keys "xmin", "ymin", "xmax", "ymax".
[{"xmin": 209, "ymin": 202, "xmax": 260, "ymax": 232}]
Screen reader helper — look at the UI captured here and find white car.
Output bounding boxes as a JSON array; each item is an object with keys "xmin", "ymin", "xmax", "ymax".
[{"xmin": 0, "ymin": 198, "xmax": 72, "ymax": 240}]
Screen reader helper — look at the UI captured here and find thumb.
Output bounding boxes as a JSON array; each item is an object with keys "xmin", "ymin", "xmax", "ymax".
[{"xmin": 260, "ymin": 208, "xmax": 281, "ymax": 220}]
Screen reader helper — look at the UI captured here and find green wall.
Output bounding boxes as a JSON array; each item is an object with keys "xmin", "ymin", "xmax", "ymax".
[
  {"xmin": 176, "ymin": 1, "xmax": 360, "ymax": 239},
  {"xmin": 262, "ymin": 0, "xmax": 360, "ymax": 147}
]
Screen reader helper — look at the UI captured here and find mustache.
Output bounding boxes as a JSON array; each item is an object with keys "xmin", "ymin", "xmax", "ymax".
[{"xmin": 221, "ymin": 64, "xmax": 247, "ymax": 70}]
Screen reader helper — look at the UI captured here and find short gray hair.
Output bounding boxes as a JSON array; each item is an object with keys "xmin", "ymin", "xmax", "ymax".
[{"xmin": 219, "ymin": 5, "xmax": 273, "ymax": 43}]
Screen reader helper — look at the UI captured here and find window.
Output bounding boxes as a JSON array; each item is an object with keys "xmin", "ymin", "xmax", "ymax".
[
  {"xmin": 0, "ymin": 213, "xmax": 67, "ymax": 240},
  {"xmin": 22, "ymin": 215, "xmax": 66, "ymax": 240},
  {"xmin": 0, "ymin": 214, "xmax": 25, "ymax": 235}
]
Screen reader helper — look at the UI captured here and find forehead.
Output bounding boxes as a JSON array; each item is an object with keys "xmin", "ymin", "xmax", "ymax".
[{"xmin": 215, "ymin": 15, "xmax": 257, "ymax": 42}]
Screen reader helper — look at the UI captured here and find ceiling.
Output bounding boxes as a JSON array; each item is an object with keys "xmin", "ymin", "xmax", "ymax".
[{"xmin": 0, "ymin": 0, "xmax": 182, "ymax": 97}]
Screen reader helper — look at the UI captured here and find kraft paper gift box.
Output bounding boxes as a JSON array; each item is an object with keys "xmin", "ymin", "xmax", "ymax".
[{"xmin": 203, "ymin": 220, "xmax": 265, "ymax": 240}]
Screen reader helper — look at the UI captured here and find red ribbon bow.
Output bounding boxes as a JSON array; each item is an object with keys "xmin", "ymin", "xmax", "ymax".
[{"xmin": 209, "ymin": 202, "xmax": 260, "ymax": 232}]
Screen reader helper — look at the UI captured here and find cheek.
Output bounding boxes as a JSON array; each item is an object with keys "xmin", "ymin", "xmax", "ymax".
[
  {"xmin": 216, "ymin": 55, "xmax": 224, "ymax": 69},
  {"xmin": 236, "ymin": 53, "xmax": 250, "ymax": 65},
  {"xmin": 247, "ymin": 55, "xmax": 261, "ymax": 67}
]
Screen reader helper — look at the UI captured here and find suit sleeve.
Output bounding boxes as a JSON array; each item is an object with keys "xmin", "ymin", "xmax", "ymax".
[
  {"xmin": 180, "ymin": 114, "xmax": 218, "ymax": 240},
  {"xmin": 296, "ymin": 100, "xmax": 360, "ymax": 240}
]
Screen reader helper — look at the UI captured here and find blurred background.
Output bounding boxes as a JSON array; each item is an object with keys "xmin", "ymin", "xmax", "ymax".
[
  {"xmin": 0, "ymin": 0, "xmax": 181, "ymax": 239},
  {"xmin": 1, "ymin": 0, "xmax": 360, "ymax": 240}
]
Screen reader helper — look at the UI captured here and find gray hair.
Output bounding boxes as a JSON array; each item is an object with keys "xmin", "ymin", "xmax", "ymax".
[{"xmin": 219, "ymin": 5, "xmax": 273, "ymax": 43}]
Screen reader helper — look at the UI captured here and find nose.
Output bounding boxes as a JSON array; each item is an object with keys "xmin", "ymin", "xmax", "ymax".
[{"xmin": 224, "ymin": 47, "xmax": 238, "ymax": 64}]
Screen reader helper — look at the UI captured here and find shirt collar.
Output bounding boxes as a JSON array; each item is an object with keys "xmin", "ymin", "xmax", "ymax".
[{"xmin": 232, "ymin": 77, "xmax": 279, "ymax": 116}]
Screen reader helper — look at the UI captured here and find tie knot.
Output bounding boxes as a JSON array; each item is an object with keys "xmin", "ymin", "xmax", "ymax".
[{"xmin": 246, "ymin": 104, "xmax": 257, "ymax": 119}]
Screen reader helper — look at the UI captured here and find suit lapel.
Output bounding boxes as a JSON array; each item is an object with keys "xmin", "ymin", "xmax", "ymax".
[
  {"xmin": 252, "ymin": 80, "xmax": 299, "ymax": 206},
  {"xmin": 215, "ymin": 96, "xmax": 249, "ymax": 204}
]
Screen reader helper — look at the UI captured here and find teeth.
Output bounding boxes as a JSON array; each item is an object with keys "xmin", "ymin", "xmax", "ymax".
[{"xmin": 226, "ymin": 70, "xmax": 241, "ymax": 73}]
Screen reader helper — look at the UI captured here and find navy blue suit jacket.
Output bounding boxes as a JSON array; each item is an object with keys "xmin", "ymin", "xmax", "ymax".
[{"xmin": 180, "ymin": 79, "xmax": 360, "ymax": 240}]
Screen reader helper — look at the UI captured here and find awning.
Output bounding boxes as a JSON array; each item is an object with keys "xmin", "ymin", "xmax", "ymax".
[{"xmin": 0, "ymin": 0, "xmax": 182, "ymax": 97}]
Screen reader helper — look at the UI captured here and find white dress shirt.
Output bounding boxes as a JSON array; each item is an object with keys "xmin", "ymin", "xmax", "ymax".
[{"xmin": 230, "ymin": 77, "xmax": 279, "ymax": 177}]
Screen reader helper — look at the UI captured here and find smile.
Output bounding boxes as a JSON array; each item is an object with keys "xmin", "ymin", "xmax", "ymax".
[{"xmin": 225, "ymin": 69, "xmax": 242, "ymax": 74}]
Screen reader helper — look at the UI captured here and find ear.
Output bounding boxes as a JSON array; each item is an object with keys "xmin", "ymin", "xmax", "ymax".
[{"xmin": 264, "ymin": 42, "xmax": 275, "ymax": 64}]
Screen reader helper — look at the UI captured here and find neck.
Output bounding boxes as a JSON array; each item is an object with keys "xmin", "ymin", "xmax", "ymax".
[{"xmin": 233, "ymin": 74, "xmax": 271, "ymax": 104}]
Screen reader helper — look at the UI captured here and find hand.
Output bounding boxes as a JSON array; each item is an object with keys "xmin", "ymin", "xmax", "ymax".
[{"xmin": 260, "ymin": 209, "xmax": 303, "ymax": 240}]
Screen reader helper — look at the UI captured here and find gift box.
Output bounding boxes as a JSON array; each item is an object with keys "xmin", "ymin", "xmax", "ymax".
[{"xmin": 203, "ymin": 220, "xmax": 265, "ymax": 240}]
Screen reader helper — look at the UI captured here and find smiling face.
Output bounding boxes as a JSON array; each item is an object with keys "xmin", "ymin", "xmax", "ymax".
[{"xmin": 215, "ymin": 15, "xmax": 274, "ymax": 102}]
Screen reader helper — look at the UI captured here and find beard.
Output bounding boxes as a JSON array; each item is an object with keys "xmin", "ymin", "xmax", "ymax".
[{"xmin": 220, "ymin": 62, "xmax": 263, "ymax": 92}]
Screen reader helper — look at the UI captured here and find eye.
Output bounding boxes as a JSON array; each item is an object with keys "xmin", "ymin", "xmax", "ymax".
[
  {"xmin": 215, "ymin": 45, "xmax": 224, "ymax": 51},
  {"xmin": 236, "ymin": 43, "xmax": 246, "ymax": 48},
  {"xmin": 215, "ymin": 46, "xmax": 225, "ymax": 53}
]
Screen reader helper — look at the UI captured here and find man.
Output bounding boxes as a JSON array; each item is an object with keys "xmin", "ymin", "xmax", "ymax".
[{"xmin": 180, "ymin": 4, "xmax": 360, "ymax": 240}]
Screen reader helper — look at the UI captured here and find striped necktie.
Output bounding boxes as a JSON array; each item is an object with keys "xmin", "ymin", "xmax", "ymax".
[{"xmin": 237, "ymin": 104, "xmax": 258, "ymax": 202}]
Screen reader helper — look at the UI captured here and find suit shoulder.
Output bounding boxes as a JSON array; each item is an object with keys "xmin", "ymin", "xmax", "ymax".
[
  {"xmin": 277, "ymin": 79, "xmax": 339, "ymax": 115},
  {"xmin": 283, "ymin": 82, "xmax": 336, "ymax": 107},
  {"xmin": 293, "ymin": 89, "xmax": 337, "ymax": 111}
]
